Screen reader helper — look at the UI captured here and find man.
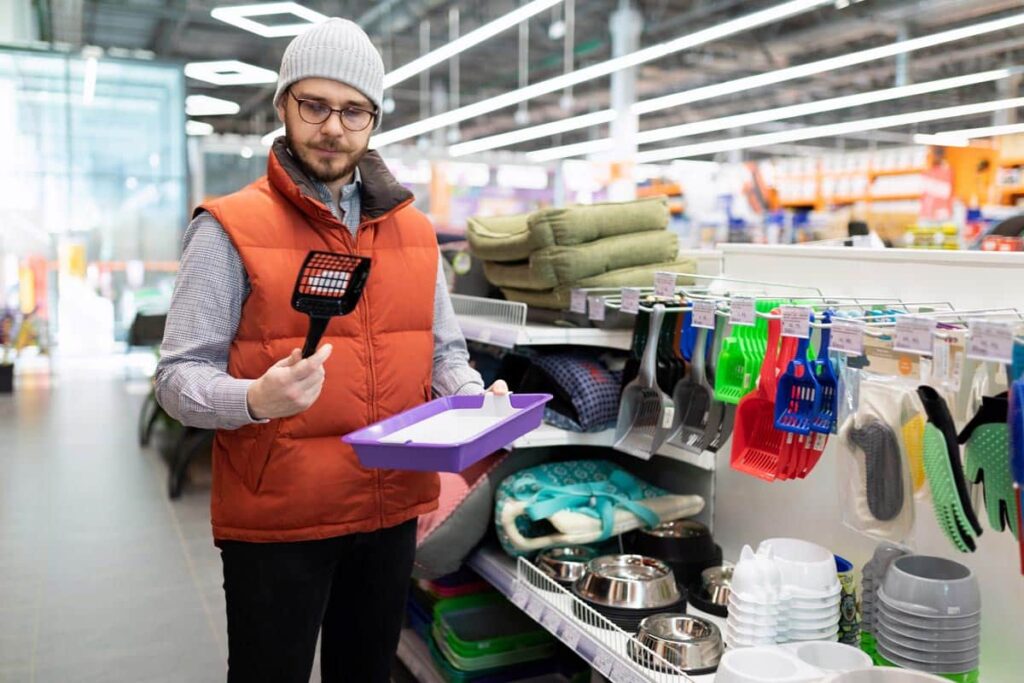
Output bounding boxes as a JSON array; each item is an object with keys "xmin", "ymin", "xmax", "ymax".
[{"xmin": 156, "ymin": 18, "xmax": 505, "ymax": 682}]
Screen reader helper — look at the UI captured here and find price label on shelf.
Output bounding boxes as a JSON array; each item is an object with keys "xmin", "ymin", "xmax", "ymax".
[
  {"xmin": 570, "ymin": 289, "xmax": 587, "ymax": 314},
  {"xmin": 967, "ymin": 319, "xmax": 1014, "ymax": 364},
  {"xmin": 781, "ymin": 305, "xmax": 812, "ymax": 339},
  {"xmin": 730, "ymin": 296, "xmax": 756, "ymax": 327},
  {"xmin": 933, "ymin": 337, "xmax": 951, "ymax": 381},
  {"xmin": 894, "ymin": 316, "xmax": 936, "ymax": 355},
  {"xmin": 587, "ymin": 295, "xmax": 606, "ymax": 322},
  {"xmin": 830, "ymin": 319, "xmax": 865, "ymax": 356},
  {"xmin": 511, "ymin": 583, "xmax": 529, "ymax": 608},
  {"xmin": 526, "ymin": 598, "xmax": 544, "ymax": 621},
  {"xmin": 540, "ymin": 609, "xmax": 560, "ymax": 633},
  {"xmin": 654, "ymin": 271, "xmax": 677, "ymax": 298},
  {"xmin": 620, "ymin": 287, "xmax": 641, "ymax": 315},
  {"xmin": 561, "ymin": 624, "xmax": 581, "ymax": 651},
  {"xmin": 593, "ymin": 651, "xmax": 614, "ymax": 677},
  {"xmin": 693, "ymin": 299, "xmax": 717, "ymax": 329}
]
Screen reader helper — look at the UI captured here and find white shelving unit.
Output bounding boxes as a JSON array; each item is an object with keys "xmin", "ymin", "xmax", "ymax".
[
  {"xmin": 452, "ymin": 294, "xmax": 633, "ymax": 350},
  {"xmin": 513, "ymin": 424, "xmax": 716, "ymax": 471},
  {"xmin": 467, "ymin": 546, "xmax": 716, "ymax": 683}
]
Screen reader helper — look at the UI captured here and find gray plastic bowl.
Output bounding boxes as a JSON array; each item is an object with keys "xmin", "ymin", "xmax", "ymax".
[
  {"xmin": 875, "ymin": 640, "xmax": 979, "ymax": 675},
  {"xmin": 877, "ymin": 593, "xmax": 981, "ymax": 630},
  {"xmin": 881, "ymin": 556, "xmax": 979, "ymax": 618}
]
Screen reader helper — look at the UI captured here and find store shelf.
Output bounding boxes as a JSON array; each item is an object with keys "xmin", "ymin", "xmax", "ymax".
[
  {"xmin": 869, "ymin": 167, "xmax": 925, "ymax": 176},
  {"xmin": 514, "ymin": 424, "xmax": 716, "ymax": 470},
  {"xmin": 998, "ymin": 185, "xmax": 1024, "ymax": 195},
  {"xmin": 998, "ymin": 157, "xmax": 1024, "ymax": 166},
  {"xmin": 458, "ymin": 317, "xmax": 634, "ymax": 350},
  {"xmin": 396, "ymin": 629, "xmax": 446, "ymax": 683},
  {"xmin": 467, "ymin": 546, "xmax": 714, "ymax": 683},
  {"xmin": 867, "ymin": 193, "xmax": 922, "ymax": 201}
]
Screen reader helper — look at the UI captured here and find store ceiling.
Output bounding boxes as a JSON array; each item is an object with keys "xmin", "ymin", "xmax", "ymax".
[{"xmin": 35, "ymin": 0, "xmax": 1024, "ymax": 159}]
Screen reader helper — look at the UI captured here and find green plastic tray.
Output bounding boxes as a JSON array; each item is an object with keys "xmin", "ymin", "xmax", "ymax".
[{"xmin": 432, "ymin": 593, "xmax": 553, "ymax": 657}]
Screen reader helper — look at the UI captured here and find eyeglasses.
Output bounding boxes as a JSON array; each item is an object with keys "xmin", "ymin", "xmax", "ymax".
[{"xmin": 289, "ymin": 90, "xmax": 376, "ymax": 132}]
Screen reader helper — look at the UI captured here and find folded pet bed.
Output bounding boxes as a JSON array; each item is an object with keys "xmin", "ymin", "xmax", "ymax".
[
  {"xmin": 528, "ymin": 197, "xmax": 669, "ymax": 247},
  {"xmin": 466, "ymin": 213, "xmax": 541, "ymax": 263},
  {"xmin": 467, "ymin": 197, "xmax": 669, "ymax": 263},
  {"xmin": 495, "ymin": 459, "xmax": 704, "ymax": 556},
  {"xmin": 482, "ymin": 230, "xmax": 678, "ymax": 291},
  {"xmin": 500, "ymin": 258, "xmax": 697, "ymax": 310}
]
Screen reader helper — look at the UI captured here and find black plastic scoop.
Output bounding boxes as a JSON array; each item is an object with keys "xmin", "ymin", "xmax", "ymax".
[{"xmin": 291, "ymin": 250, "xmax": 372, "ymax": 358}]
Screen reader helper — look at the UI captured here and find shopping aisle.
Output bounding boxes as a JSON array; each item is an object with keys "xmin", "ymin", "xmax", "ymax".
[{"xmin": 0, "ymin": 371, "xmax": 227, "ymax": 683}]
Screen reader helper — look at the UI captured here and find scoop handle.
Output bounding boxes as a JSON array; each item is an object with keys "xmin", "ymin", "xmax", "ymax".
[{"xmin": 302, "ymin": 317, "xmax": 330, "ymax": 358}]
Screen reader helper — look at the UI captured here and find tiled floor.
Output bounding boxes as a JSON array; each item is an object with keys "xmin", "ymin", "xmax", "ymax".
[{"xmin": 0, "ymin": 366, "xmax": 344, "ymax": 683}]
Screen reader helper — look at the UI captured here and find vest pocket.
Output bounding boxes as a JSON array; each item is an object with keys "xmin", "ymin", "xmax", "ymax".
[{"xmin": 229, "ymin": 420, "xmax": 281, "ymax": 494}]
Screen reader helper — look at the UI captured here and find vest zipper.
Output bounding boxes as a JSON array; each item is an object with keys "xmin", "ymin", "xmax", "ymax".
[{"xmin": 354, "ymin": 219, "xmax": 385, "ymax": 528}]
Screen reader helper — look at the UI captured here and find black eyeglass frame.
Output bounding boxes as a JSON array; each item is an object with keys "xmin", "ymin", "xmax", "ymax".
[{"xmin": 288, "ymin": 89, "xmax": 377, "ymax": 132}]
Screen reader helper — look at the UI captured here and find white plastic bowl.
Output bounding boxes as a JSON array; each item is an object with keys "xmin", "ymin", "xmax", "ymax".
[
  {"xmin": 790, "ymin": 641, "xmax": 873, "ymax": 673},
  {"xmin": 759, "ymin": 538, "xmax": 840, "ymax": 596}
]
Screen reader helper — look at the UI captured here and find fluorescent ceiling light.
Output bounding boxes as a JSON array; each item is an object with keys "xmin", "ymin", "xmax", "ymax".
[
  {"xmin": 370, "ymin": 0, "xmax": 834, "ymax": 148},
  {"xmin": 384, "ymin": 0, "xmax": 564, "ymax": 90},
  {"xmin": 527, "ymin": 138, "xmax": 616, "ymax": 162},
  {"xmin": 633, "ymin": 11, "xmax": 1024, "ymax": 115},
  {"xmin": 913, "ymin": 133, "xmax": 969, "ymax": 147},
  {"xmin": 637, "ymin": 68, "xmax": 1016, "ymax": 143},
  {"xmin": 449, "ymin": 110, "xmax": 617, "ymax": 157},
  {"xmin": 926, "ymin": 121, "xmax": 1024, "ymax": 140},
  {"xmin": 211, "ymin": 2, "xmax": 327, "ymax": 38},
  {"xmin": 462, "ymin": 67, "xmax": 1016, "ymax": 158},
  {"xmin": 634, "ymin": 97, "xmax": 1024, "ymax": 161},
  {"xmin": 185, "ymin": 60, "xmax": 277, "ymax": 86},
  {"xmin": 186, "ymin": 120, "xmax": 215, "ymax": 136},
  {"xmin": 186, "ymin": 94, "xmax": 241, "ymax": 116}
]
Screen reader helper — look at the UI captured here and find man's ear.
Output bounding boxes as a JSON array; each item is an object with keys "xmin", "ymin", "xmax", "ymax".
[{"xmin": 276, "ymin": 102, "xmax": 286, "ymax": 123}]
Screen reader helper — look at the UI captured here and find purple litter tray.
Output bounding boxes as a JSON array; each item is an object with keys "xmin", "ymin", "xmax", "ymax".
[{"xmin": 343, "ymin": 393, "xmax": 552, "ymax": 472}]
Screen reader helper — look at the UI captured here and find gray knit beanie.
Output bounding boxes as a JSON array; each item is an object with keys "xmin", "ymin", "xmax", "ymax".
[{"xmin": 274, "ymin": 18, "xmax": 385, "ymax": 129}]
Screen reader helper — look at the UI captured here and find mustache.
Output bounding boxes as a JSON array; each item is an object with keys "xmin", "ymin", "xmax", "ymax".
[{"xmin": 309, "ymin": 139, "xmax": 353, "ymax": 153}]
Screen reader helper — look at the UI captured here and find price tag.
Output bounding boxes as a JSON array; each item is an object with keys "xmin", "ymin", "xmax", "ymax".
[
  {"xmin": 540, "ymin": 609, "xmax": 560, "ymax": 632},
  {"xmin": 491, "ymin": 326, "xmax": 519, "ymax": 349},
  {"xmin": 919, "ymin": 356, "xmax": 933, "ymax": 382},
  {"xmin": 526, "ymin": 598, "xmax": 544, "ymax": 620},
  {"xmin": 511, "ymin": 583, "xmax": 529, "ymax": 608},
  {"xmin": 611, "ymin": 663, "xmax": 635, "ymax": 682},
  {"xmin": 830, "ymin": 319, "xmax": 865, "ymax": 356},
  {"xmin": 894, "ymin": 316, "xmax": 936, "ymax": 355},
  {"xmin": 661, "ymin": 405, "xmax": 675, "ymax": 430},
  {"xmin": 561, "ymin": 624, "xmax": 581, "ymax": 651},
  {"xmin": 620, "ymin": 287, "xmax": 641, "ymax": 315},
  {"xmin": 730, "ymin": 296, "xmax": 756, "ymax": 326},
  {"xmin": 967, "ymin": 320, "xmax": 1014, "ymax": 364},
  {"xmin": 933, "ymin": 338, "xmax": 951, "ymax": 381},
  {"xmin": 693, "ymin": 300, "xmax": 717, "ymax": 329},
  {"xmin": 570, "ymin": 289, "xmax": 587, "ymax": 314},
  {"xmin": 951, "ymin": 350, "xmax": 963, "ymax": 392},
  {"xmin": 781, "ymin": 305, "xmax": 812, "ymax": 339},
  {"xmin": 654, "ymin": 271, "xmax": 676, "ymax": 298},
  {"xmin": 593, "ymin": 651, "xmax": 614, "ymax": 676},
  {"xmin": 587, "ymin": 295, "xmax": 606, "ymax": 322},
  {"xmin": 813, "ymin": 433, "xmax": 828, "ymax": 452}
]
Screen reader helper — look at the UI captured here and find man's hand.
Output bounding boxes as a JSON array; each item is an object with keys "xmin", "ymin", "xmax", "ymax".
[
  {"xmin": 487, "ymin": 380, "xmax": 509, "ymax": 395},
  {"xmin": 246, "ymin": 344, "xmax": 333, "ymax": 420}
]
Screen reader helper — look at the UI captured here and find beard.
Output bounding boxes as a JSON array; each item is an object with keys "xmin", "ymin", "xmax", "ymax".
[{"xmin": 286, "ymin": 128, "xmax": 369, "ymax": 185}]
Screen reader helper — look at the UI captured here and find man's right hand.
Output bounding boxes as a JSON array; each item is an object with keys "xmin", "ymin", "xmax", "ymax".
[{"xmin": 246, "ymin": 344, "xmax": 333, "ymax": 420}]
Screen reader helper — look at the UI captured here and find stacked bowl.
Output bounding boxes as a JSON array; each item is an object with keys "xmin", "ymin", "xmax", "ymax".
[
  {"xmin": 726, "ymin": 538, "xmax": 841, "ymax": 648},
  {"xmin": 571, "ymin": 554, "xmax": 687, "ymax": 631},
  {"xmin": 874, "ymin": 555, "xmax": 981, "ymax": 677},
  {"xmin": 860, "ymin": 543, "xmax": 909, "ymax": 651}
]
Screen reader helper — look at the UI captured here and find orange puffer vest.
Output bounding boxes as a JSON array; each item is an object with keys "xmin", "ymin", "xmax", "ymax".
[{"xmin": 199, "ymin": 140, "xmax": 439, "ymax": 542}]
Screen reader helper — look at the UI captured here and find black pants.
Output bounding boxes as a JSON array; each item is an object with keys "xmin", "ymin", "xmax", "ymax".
[{"xmin": 219, "ymin": 519, "xmax": 417, "ymax": 683}]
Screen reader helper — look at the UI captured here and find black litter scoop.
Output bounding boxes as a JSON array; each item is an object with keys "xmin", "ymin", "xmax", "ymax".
[{"xmin": 291, "ymin": 250, "xmax": 372, "ymax": 358}]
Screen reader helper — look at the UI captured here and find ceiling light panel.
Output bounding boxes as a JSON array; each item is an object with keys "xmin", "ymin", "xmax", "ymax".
[
  {"xmin": 211, "ymin": 2, "xmax": 328, "ymax": 38},
  {"xmin": 185, "ymin": 60, "xmax": 278, "ymax": 86},
  {"xmin": 186, "ymin": 95, "xmax": 241, "ymax": 116}
]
